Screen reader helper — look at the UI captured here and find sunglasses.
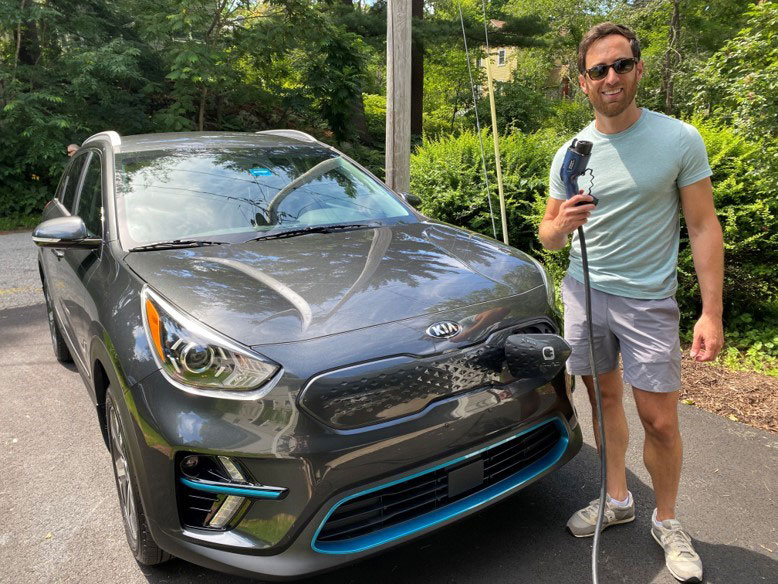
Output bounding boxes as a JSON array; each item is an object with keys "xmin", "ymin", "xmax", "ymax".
[{"xmin": 585, "ymin": 58, "xmax": 638, "ymax": 80}]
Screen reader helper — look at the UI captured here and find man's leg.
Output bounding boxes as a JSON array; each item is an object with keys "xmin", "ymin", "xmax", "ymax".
[
  {"xmin": 632, "ymin": 387, "xmax": 682, "ymax": 520},
  {"xmin": 633, "ymin": 387, "xmax": 702, "ymax": 582},
  {"xmin": 566, "ymin": 368, "xmax": 636, "ymax": 537},
  {"xmin": 581, "ymin": 368, "xmax": 629, "ymax": 501},
  {"xmin": 562, "ymin": 276, "xmax": 635, "ymax": 537}
]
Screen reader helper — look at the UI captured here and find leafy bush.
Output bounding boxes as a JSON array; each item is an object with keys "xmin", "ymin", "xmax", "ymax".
[
  {"xmin": 475, "ymin": 80, "xmax": 551, "ymax": 134},
  {"xmin": 410, "ymin": 127, "xmax": 564, "ymax": 255},
  {"xmin": 362, "ymin": 93, "xmax": 386, "ymax": 140},
  {"xmin": 677, "ymin": 117, "xmax": 778, "ymax": 325},
  {"xmin": 545, "ymin": 98, "xmax": 593, "ymax": 136}
]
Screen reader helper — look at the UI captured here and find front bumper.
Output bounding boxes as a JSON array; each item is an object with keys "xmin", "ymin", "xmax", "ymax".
[{"xmin": 118, "ymin": 365, "xmax": 581, "ymax": 580}]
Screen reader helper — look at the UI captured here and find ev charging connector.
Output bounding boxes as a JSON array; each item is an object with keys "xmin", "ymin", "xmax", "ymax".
[{"xmin": 561, "ymin": 139, "xmax": 607, "ymax": 584}]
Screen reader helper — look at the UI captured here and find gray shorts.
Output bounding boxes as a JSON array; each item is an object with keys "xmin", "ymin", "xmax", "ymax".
[{"xmin": 561, "ymin": 275, "xmax": 681, "ymax": 392}]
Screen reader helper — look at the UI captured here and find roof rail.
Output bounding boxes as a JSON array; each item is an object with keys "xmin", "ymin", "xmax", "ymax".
[
  {"xmin": 83, "ymin": 131, "xmax": 122, "ymax": 147},
  {"xmin": 256, "ymin": 129, "xmax": 317, "ymax": 143}
]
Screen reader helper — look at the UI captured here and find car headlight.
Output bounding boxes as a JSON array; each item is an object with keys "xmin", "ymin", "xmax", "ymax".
[
  {"xmin": 526, "ymin": 255, "xmax": 556, "ymax": 309},
  {"xmin": 141, "ymin": 286, "xmax": 281, "ymax": 398}
]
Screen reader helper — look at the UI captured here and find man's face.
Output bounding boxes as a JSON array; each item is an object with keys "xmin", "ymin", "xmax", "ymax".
[{"xmin": 579, "ymin": 34, "xmax": 643, "ymax": 118}]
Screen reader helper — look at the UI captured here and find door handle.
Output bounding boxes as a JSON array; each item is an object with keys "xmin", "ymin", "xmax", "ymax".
[{"xmin": 51, "ymin": 249, "xmax": 65, "ymax": 259}]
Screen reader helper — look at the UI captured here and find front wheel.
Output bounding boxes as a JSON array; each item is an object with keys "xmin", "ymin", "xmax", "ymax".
[{"xmin": 106, "ymin": 392, "xmax": 171, "ymax": 565}]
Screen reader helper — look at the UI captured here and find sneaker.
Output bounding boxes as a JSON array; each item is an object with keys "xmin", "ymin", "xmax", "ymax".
[
  {"xmin": 651, "ymin": 513, "xmax": 703, "ymax": 583},
  {"xmin": 566, "ymin": 494, "xmax": 635, "ymax": 537}
]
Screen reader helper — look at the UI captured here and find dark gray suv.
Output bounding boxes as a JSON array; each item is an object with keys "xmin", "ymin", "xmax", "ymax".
[{"xmin": 33, "ymin": 130, "xmax": 582, "ymax": 579}]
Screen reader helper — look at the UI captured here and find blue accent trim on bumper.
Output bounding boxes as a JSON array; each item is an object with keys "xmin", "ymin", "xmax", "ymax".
[
  {"xmin": 179, "ymin": 478, "xmax": 284, "ymax": 499},
  {"xmin": 312, "ymin": 417, "xmax": 569, "ymax": 554}
]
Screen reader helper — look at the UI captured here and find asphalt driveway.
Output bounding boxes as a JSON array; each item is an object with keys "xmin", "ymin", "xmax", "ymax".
[{"xmin": 0, "ymin": 231, "xmax": 775, "ymax": 583}]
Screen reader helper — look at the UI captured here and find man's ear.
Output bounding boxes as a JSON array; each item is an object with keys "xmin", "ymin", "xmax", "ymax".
[
  {"xmin": 636, "ymin": 60, "xmax": 644, "ymax": 83},
  {"xmin": 578, "ymin": 73, "xmax": 588, "ymax": 95}
]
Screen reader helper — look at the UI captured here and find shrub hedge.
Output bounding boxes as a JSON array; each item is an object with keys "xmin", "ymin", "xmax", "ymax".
[{"xmin": 410, "ymin": 119, "xmax": 778, "ymax": 342}]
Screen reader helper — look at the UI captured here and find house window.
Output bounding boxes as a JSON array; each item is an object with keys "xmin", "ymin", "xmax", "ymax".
[{"xmin": 498, "ymin": 49, "xmax": 506, "ymax": 66}]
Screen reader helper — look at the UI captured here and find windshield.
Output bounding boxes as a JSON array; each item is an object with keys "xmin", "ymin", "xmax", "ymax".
[{"xmin": 114, "ymin": 146, "xmax": 414, "ymax": 247}]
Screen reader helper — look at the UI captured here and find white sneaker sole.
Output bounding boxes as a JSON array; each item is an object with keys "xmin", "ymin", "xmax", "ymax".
[
  {"xmin": 651, "ymin": 529, "xmax": 703, "ymax": 583},
  {"xmin": 567, "ymin": 514, "xmax": 635, "ymax": 538}
]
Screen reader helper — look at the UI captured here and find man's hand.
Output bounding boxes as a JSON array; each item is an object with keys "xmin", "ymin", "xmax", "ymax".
[
  {"xmin": 690, "ymin": 312, "xmax": 724, "ymax": 361},
  {"xmin": 553, "ymin": 192, "xmax": 596, "ymax": 233},
  {"xmin": 538, "ymin": 190, "xmax": 596, "ymax": 250}
]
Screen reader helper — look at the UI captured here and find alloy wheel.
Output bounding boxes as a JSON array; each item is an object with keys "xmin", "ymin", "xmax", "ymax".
[{"xmin": 109, "ymin": 404, "xmax": 139, "ymax": 547}]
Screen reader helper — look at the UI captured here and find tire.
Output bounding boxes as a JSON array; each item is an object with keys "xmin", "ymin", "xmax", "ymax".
[
  {"xmin": 106, "ymin": 392, "xmax": 171, "ymax": 566},
  {"xmin": 43, "ymin": 280, "xmax": 72, "ymax": 363}
]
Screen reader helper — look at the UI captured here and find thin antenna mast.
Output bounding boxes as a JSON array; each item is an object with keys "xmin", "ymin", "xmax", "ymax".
[
  {"xmin": 458, "ymin": 2, "xmax": 498, "ymax": 240},
  {"xmin": 480, "ymin": 0, "xmax": 509, "ymax": 245}
]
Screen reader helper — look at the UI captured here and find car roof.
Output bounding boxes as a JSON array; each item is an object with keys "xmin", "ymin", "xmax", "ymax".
[{"xmin": 87, "ymin": 131, "xmax": 327, "ymax": 154}]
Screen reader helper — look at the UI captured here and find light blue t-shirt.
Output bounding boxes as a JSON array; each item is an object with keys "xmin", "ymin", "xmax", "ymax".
[{"xmin": 549, "ymin": 108, "xmax": 712, "ymax": 299}]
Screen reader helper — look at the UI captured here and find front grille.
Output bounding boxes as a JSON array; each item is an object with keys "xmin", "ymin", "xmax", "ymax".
[
  {"xmin": 315, "ymin": 421, "xmax": 561, "ymax": 545},
  {"xmin": 300, "ymin": 319, "xmax": 557, "ymax": 429}
]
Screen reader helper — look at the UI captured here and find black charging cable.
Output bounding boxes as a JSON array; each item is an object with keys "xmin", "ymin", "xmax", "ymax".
[{"xmin": 578, "ymin": 226, "xmax": 607, "ymax": 584}]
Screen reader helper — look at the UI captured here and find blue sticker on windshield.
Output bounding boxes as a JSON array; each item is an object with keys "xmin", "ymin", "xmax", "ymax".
[{"xmin": 249, "ymin": 167, "xmax": 272, "ymax": 177}]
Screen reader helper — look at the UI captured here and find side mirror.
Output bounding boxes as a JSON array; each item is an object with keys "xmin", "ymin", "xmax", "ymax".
[
  {"xmin": 399, "ymin": 192, "xmax": 422, "ymax": 209},
  {"xmin": 32, "ymin": 216, "xmax": 101, "ymax": 249}
]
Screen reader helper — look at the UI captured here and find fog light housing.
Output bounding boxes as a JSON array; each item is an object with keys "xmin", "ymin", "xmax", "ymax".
[
  {"xmin": 177, "ymin": 454, "xmax": 249, "ymax": 530},
  {"xmin": 176, "ymin": 453, "xmax": 288, "ymax": 531}
]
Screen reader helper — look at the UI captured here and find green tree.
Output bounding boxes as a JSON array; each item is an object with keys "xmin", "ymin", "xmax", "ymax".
[
  {"xmin": 692, "ymin": 2, "xmax": 778, "ymax": 142},
  {"xmin": 608, "ymin": 0, "xmax": 754, "ymax": 116},
  {"xmin": 0, "ymin": 0, "xmax": 151, "ymax": 217}
]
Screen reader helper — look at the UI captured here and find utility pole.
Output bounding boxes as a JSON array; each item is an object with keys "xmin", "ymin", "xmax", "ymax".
[
  {"xmin": 410, "ymin": 0, "xmax": 424, "ymax": 137},
  {"xmin": 386, "ymin": 0, "xmax": 411, "ymax": 192}
]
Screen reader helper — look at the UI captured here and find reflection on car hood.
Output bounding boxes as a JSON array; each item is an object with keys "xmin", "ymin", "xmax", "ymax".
[{"xmin": 124, "ymin": 223, "xmax": 545, "ymax": 345}]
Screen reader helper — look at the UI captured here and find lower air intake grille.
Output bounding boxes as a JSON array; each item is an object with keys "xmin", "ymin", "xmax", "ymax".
[{"xmin": 315, "ymin": 420, "xmax": 562, "ymax": 545}]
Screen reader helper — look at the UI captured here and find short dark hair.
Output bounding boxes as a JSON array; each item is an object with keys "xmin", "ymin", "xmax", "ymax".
[{"xmin": 577, "ymin": 22, "xmax": 641, "ymax": 74}]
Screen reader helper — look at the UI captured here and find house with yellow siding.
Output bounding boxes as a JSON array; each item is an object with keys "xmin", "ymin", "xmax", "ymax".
[
  {"xmin": 479, "ymin": 20, "xmax": 571, "ymax": 98},
  {"xmin": 478, "ymin": 21, "xmax": 518, "ymax": 84}
]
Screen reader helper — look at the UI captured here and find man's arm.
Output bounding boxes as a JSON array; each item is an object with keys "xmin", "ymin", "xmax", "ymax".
[
  {"xmin": 538, "ymin": 192, "xmax": 596, "ymax": 250},
  {"xmin": 679, "ymin": 177, "xmax": 724, "ymax": 362}
]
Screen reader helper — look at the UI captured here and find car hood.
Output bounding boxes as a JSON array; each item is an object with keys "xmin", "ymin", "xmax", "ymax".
[{"xmin": 124, "ymin": 223, "xmax": 546, "ymax": 345}]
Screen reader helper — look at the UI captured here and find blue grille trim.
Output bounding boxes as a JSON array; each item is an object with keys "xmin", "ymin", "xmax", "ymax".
[
  {"xmin": 179, "ymin": 478, "xmax": 284, "ymax": 499},
  {"xmin": 312, "ymin": 417, "xmax": 569, "ymax": 554}
]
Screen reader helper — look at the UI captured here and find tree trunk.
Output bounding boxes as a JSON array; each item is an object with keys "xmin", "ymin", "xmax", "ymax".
[
  {"xmin": 661, "ymin": 0, "xmax": 681, "ymax": 115},
  {"xmin": 348, "ymin": 87, "xmax": 371, "ymax": 144},
  {"xmin": 216, "ymin": 94, "xmax": 223, "ymax": 129},
  {"xmin": 410, "ymin": 0, "xmax": 424, "ymax": 137},
  {"xmin": 198, "ymin": 86, "xmax": 207, "ymax": 131}
]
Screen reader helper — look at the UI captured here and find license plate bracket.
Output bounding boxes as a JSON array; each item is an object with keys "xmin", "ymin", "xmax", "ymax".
[{"xmin": 447, "ymin": 459, "xmax": 485, "ymax": 499}]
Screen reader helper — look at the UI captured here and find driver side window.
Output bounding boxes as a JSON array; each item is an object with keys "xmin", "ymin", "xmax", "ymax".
[
  {"xmin": 60, "ymin": 154, "xmax": 88, "ymax": 213},
  {"xmin": 76, "ymin": 153, "xmax": 104, "ymax": 238}
]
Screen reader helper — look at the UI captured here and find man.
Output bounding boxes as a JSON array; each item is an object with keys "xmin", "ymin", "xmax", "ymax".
[
  {"xmin": 67, "ymin": 143, "xmax": 79, "ymax": 157},
  {"xmin": 538, "ymin": 22, "xmax": 724, "ymax": 583}
]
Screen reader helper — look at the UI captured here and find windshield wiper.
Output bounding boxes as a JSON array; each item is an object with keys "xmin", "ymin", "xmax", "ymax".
[
  {"xmin": 248, "ymin": 223, "xmax": 380, "ymax": 242},
  {"xmin": 129, "ymin": 239, "xmax": 228, "ymax": 252}
]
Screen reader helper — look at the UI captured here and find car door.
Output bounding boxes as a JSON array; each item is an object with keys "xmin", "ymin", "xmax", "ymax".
[
  {"xmin": 58, "ymin": 150, "xmax": 104, "ymax": 374},
  {"xmin": 44, "ymin": 153, "xmax": 89, "ymax": 348}
]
